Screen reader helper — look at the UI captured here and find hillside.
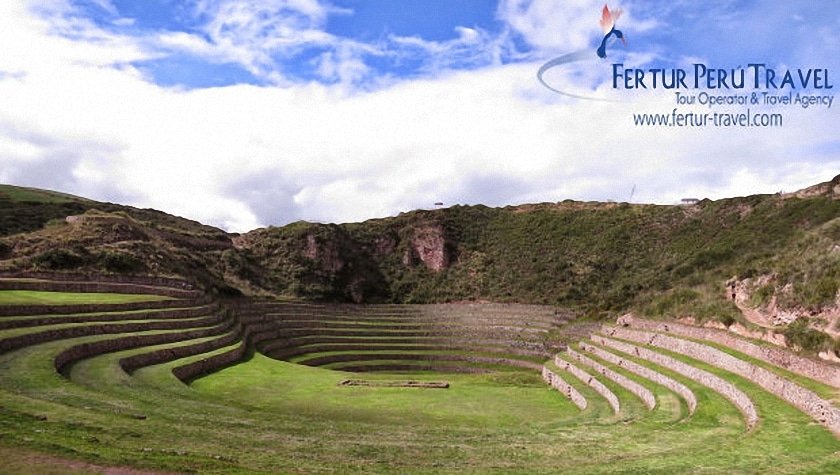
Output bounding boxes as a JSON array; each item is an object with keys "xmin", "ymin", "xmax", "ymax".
[
  {"xmin": 2, "ymin": 177, "xmax": 840, "ymax": 341},
  {"xmin": 228, "ymin": 176, "xmax": 840, "ymax": 330},
  {"xmin": 0, "ymin": 184, "xmax": 236, "ymax": 294},
  {"xmin": 4, "ymin": 178, "xmax": 840, "ymax": 472}
]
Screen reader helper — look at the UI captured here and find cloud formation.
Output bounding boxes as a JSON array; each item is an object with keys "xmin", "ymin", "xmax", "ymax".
[{"xmin": 0, "ymin": 0, "xmax": 838, "ymax": 233}]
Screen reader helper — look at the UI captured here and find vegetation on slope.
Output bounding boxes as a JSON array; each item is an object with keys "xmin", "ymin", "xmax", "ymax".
[
  {"xmin": 231, "ymin": 177, "xmax": 840, "ymax": 330},
  {"xmin": 3, "ymin": 177, "xmax": 840, "ymax": 329},
  {"xmin": 0, "ymin": 187, "xmax": 236, "ymax": 295}
]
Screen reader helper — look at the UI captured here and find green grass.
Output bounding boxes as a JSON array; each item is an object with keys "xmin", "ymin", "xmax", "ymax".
[
  {"xmin": 0, "ymin": 185, "xmax": 88, "ymax": 204},
  {"xmin": 3, "ymin": 338, "xmax": 838, "ymax": 473},
  {"xmin": 3, "ymin": 294, "xmax": 840, "ymax": 473},
  {"xmin": 192, "ymin": 354, "xmax": 563, "ymax": 427},
  {"xmin": 0, "ymin": 290, "xmax": 175, "ymax": 305}
]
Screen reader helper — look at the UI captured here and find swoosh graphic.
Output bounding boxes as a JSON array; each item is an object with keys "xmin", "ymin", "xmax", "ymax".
[{"xmin": 537, "ymin": 49, "xmax": 617, "ymax": 102}]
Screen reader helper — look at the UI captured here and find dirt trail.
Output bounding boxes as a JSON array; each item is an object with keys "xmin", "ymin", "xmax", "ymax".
[
  {"xmin": 1, "ymin": 446, "xmax": 180, "ymax": 475},
  {"xmin": 735, "ymin": 300, "xmax": 774, "ymax": 328}
]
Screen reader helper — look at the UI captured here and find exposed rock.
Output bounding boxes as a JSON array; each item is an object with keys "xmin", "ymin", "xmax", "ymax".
[
  {"xmin": 373, "ymin": 234, "xmax": 397, "ymax": 255},
  {"xmin": 304, "ymin": 233, "xmax": 343, "ymax": 273},
  {"xmin": 788, "ymin": 174, "xmax": 840, "ymax": 199},
  {"xmin": 403, "ymin": 224, "xmax": 451, "ymax": 271}
]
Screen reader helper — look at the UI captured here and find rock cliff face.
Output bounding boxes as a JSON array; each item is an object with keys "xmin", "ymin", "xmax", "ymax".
[
  {"xmin": 228, "ymin": 218, "xmax": 458, "ymax": 303},
  {"xmin": 304, "ymin": 233, "xmax": 344, "ymax": 273},
  {"xmin": 403, "ymin": 224, "xmax": 452, "ymax": 271}
]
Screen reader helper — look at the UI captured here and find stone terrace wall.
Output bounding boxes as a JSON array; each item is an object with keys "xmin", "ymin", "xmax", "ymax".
[
  {"xmin": 567, "ymin": 347, "xmax": 656, "ymax": 410},
  {"xmin": 620, "ymin": 316, "xmax": 840, "ymax": 388},
  {"xmin": 293, "ymin": 352, "xmax": 543, "ymax": 371},
  {"xmin": 542, "ymin": 366, "xmax": 587, "ymax": 410},
  {"xmin": 54, "ymin": 320, "xmax": 232, "ymax": 376},
  {"xmin": 593, "ymin": 333, "xmax": 758, "ymax": 430},
  {"xmin": 0, "ymin": 279, "xmax": 200, "ymax": 299},
  {"xmin": 0, "ymin": 314, "xmax": 226, "ymax": 354},
  {"xmin": 608, "ymin": 326, "xmax": 840, "ymax": 437},
  {"xmin": 171, "ymin": 341, "xmax": 248, "ymax": 382},
  {"xmin": 0, "ymin": 303, "xmax": 219, "ymax": 330},
  {"xmin": 0, "ymin": 298, "xmax": 208, "ymax": 317},
  {"xmin": 555, "ymin": 355, "xmax": 620, "ymax": 414},
  {"xmin": 119, "ymin": 320, "xmax": 240, "ymax": 374},
  {"xmin": 579, "ymin": 341, "xmax": 696, "ymax": 414},
  {"xmin": 170, "ymin": 312, "xmax": 272, "ymax": 382},
  {"xmin": 0, "ymin": 272, "xmax": 197, "ymax": 292}
]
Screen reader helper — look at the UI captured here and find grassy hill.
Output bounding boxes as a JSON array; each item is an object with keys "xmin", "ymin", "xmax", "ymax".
[
  {"xmin": 3, "ymin": 177, "xmax": 840, "ymax": 472},
  {"xmin": 0, "ymin": 185, "xmax": 237, "ymax": 295},
  {"xmin": 3, "ymin": 177, "xmax": 840, "ymax": 331},
  {"xmin": 229, "ymin": 175, "xmax": 840, "ymax": 335}
]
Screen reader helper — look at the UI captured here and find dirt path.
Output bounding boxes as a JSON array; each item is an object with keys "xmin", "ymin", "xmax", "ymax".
[
  {"xmin": 734, "ymin": 300, "xmax": 774, "ymax": 328},
  {"xmin": 0, "ymin": 446, "xmax": 181, "ymax": 475}
]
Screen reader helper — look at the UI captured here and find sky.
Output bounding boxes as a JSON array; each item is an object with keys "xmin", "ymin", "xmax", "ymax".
[{"xmin": 1, "ymin": 0, "xmax": 838, "ymax": 233}]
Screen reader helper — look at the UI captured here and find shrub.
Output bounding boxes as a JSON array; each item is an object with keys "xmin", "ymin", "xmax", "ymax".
[
  {"xmin": 791, "ymin": 277, "xmax": 839, "ymax": 310},
  {"xmin": 97, "ymin": 250, "xmax": 143, "ymax": 273},
  {"xmin": 34, "ymin": 248, "xmax": 85, "ymax": 270},
  {"xmin": 781, "ymin": 318, "xmax": 833, "ymax": 353},
  {"xmin": 750, "ymin": 284, "xmax": 775, "ymax": 307}
]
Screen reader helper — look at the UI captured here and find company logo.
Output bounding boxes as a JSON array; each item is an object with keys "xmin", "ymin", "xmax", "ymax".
[
  {"xmin": 597, "ymin": 5, "xmax": 625, "ymax": 59},
  {"xmin": 537, "ymin": 4, "xmax": 626, "ymax": 99},
  {"xmin": 536, "ymin": 4, "xmax": 833, "ymax": 128}
]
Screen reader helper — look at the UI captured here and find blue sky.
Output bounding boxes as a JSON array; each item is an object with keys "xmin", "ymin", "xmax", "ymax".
[
  {"xmin": 1, "ymin": 1, "xmax": 838, "ymax": 232},
  {"xmin": 66, "ymin": 0, "xmax": 512, "ymax": 87}
]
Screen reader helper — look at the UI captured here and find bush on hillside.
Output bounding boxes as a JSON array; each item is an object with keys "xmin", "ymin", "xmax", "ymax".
[
  {"xmin": 34, "ymin": 248, "xmax": 87, "ymax": 270},
  {"xmin": 781, "ymin": 317, "xmax": 833, "ymax": 353},
  {"xmin": 97, "ymin": 250, "xmax": 144, "ymax": 273}
]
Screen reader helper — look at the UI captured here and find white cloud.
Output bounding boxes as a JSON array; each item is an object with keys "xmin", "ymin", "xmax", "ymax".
[
  {"xmin": 182, "ymin": 0, "xmax": 343, "ymax": 82},
  {"xmin": 497, "ymin": 0, "xmax": 608, "ymax": 53},
  {"xmin": 0, "ymin": 0, "xmax": 837, "ymax": 234}
]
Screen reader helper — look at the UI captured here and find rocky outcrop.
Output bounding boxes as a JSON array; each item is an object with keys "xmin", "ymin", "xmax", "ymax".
[
  {"xmin": 304, "ymin": 232, "xmax": 344, "ymax": 273},
  {"xmin": 403, "ymin": 224, "xmax": 452, "ymax": 271}
]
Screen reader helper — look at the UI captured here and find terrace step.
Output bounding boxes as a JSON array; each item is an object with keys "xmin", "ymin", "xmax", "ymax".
[
  {"xmin": 241, "ymin": 301, "xmax": 560, "ymax": 374},
  {"xmin": 293, "ymin": 352, "xmax": 544, "ymax": 372},
  {"xmin": 266, "ymin": 342, "xmax": 548, "ymax": 362},
  {"xmin": 554, "ymin": 353, "xmax": 620, "ymax": 415},
  {"xmin": 605, "ymin": 324, "xmax": 840, "ymax": 437},
  {"xmin": 578, "ymin": 341, "xmax": 697, "ymax": 414},
  {"xmin": 617, "ymin": 315, "xmax": 840, "ymax": 389},
  {"xmin": 566, "ymin": 347, "xmax": 656, "ymax": 410},
  {"xmin": 0, "ymin": 303, "xmax": 220, "ymax": 330},
  {"xmin": 0, "ymin": 312, "xmax": 227, "ymax": 355},
  {"xmin": 0, "ymin": 297, "xmax": 208, "ymax": 317},
  {"xmin": 541, "ymin": 365, "xmax": 587, "ymax": 410},
  {"xmin": 119, "ymin": 321, "xmax": 241, "ymax": 374},
  {"xmin": 592, "ymin": 333, "xmax": 759, "ymax": 431},
  {"xmin": 0, "ymin": 276, "xmax": 201, "ymax": 299}
]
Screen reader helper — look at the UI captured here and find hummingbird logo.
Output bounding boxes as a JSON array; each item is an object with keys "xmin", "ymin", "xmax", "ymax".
[
  {"xmin": 596, "ymin": 5, "xmax": 626, "ymax": 59},
  {"xmin": 536, "ymin": 4, "xmax": 628, "ymax": 99}
]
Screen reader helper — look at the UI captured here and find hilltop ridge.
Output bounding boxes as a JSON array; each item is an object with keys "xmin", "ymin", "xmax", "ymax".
[{"xmin": 2, "ymin": 176, "xmax": 840, "ymax": 352}]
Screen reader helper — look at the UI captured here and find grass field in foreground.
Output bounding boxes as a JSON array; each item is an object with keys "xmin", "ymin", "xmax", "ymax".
[
  {"xmin": 3, "ymin": 291, "xmax": 840, "ymax": 474},
  {"xmin": 0, "ymin": 290, "xmax": 175, "ymax": 305},
  {"xmin": 2, "ymin": 346, "xmax": 840, "ymax": 473},
  {"xmin": 187, "ymin": 353, "xmax": 840, "ymax": 473}
]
